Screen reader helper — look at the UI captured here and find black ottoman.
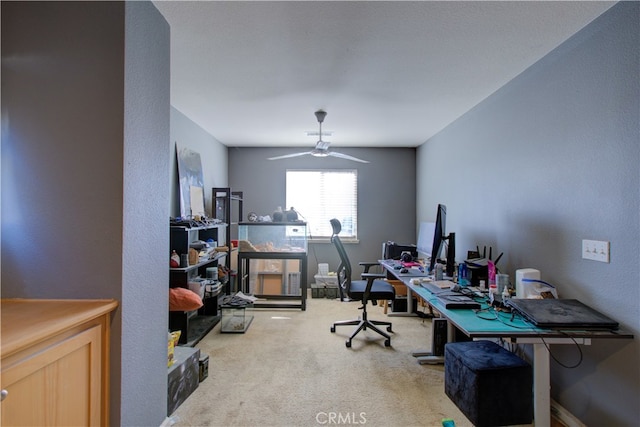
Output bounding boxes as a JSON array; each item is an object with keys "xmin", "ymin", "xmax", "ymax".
[{"xmin": 444, "ymin": 340, "xmax": 533, "ymax": 427}]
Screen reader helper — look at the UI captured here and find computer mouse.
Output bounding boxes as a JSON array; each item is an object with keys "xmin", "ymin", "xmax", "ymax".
[{"xmin": 400, "ymin": 268, "xmax": 408, "ymax": 274}]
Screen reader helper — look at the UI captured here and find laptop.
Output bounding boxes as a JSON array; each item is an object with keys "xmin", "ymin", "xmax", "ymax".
[{"xmin": 505, "ymin": 298, "xmax": 619, "ymax": 329}]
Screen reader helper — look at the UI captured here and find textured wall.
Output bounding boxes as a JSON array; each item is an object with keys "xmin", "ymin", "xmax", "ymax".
[
  {"xmin": 1, "ymin": 2, "xmax": 125, "ymax": 299},
  {"xmin": 123, "ymin": 2, "xmax": 171, "ymax": 426},
  {"xmin": 228, "ymin": 147, "xmax": 417, "ymax": 283},
  {"xmin": 1, "ymin": 2, "xmax": 171, "ymax": 425},
  {"xmin": 170, "ymin": 107, "xmax": 228, "ymax": 218},
  {"xmin": 417, "ymin": 3, "xmax": 639, "ymax": 424}
]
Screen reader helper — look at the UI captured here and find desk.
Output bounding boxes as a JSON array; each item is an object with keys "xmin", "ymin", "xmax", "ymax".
[
  {"xmin": 381, "ymin": 260, "xmax": 633, "ymax": 426},
  {"xmin": 380, "ymin": 259, "xmax": 429, "ymax": 317}
]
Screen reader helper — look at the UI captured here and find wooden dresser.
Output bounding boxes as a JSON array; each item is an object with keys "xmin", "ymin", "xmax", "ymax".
[{"xmin": 1, "ymin": 299, "xmax": 118, "ymax": 427}]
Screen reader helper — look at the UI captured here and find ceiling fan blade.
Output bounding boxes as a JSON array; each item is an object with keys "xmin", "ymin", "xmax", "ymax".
[
  {"xmin": 267, "ymin": 151, "xmax": 311, "ymax": 160},
  {"xmin": 327, "ymin": 151, "xmax": 370, "ymax": 163},
  {"xmin": 268, "ymin": 109, "xmax": 369, "ymax": 163}
]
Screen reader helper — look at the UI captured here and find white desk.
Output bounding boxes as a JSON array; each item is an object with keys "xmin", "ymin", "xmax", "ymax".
[{"xmin": 380, "ymin": 259, "xmax": 428, "ymax": 317}]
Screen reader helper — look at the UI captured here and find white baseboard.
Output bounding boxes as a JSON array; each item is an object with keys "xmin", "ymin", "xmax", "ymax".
[
  {"xmin": 159, "ymin": 416, "xmax": 175, "ymax": 427},
  {"xmin": 551, "ymin": 399, "xmax": 586, "ymax": 427}
]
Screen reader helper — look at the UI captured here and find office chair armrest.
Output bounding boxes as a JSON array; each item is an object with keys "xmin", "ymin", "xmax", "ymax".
[
  {"xmin": 361, "ymin": 273, "xmax": 386, "ymax": 280},
  {"xmin": 361, "ymin": 273, "xmax": 386, "ymax": 305},
  {"xmin": 359, "ymin": 261, "xmax": 381, "ymax": 273}
]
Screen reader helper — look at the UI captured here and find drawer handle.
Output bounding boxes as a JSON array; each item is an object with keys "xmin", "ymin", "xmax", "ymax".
[{"xmin": 1, "ymin": 389, "xmax": 7, "ymax": 401}]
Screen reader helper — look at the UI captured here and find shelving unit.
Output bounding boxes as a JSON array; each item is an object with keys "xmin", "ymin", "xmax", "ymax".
[
  {"xmin": 213, "ymin": 187, "xmax": 243, "ymax": 292},
  {"xmin": 169, "ymin": 222, "xmax": 228, "ymax": 346}
]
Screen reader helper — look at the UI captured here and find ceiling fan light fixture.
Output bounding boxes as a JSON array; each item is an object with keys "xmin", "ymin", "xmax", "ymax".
[
  {"xmin": 267, "ymin": 109, "xmax": 369, "ymax": 163},
  {"xmin": 305, "ymin": 131, "xmax": 333, "ymax": 137}
]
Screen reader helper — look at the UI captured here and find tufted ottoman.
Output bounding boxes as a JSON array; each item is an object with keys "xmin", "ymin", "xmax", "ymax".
[{"xmin": 444, "ymin": 340, "xmax": 533, "ymax": 427}]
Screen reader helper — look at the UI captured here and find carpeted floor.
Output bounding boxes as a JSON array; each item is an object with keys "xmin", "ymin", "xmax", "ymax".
[{"xmin": 169, "ymin": 297, "xmax": 472, "ymax": 427}]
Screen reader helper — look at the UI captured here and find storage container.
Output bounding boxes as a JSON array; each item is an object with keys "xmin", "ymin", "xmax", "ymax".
[
  {"xmin": 238, "ymin": 222, "xmax": 307, "ymax": 253},
  {"xmin": 220, "ymin": 301, "xmax": 254, "ymax": 333}
]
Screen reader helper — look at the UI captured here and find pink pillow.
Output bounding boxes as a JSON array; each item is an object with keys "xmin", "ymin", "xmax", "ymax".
[{"xmin": 169, "ymin": 287, "xmax": 203, "ymax": 311}]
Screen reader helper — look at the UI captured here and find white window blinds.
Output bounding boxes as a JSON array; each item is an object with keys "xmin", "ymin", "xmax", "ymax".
[{"xmin": 286, "ymin": 169, "xmax": 358, "ymax": 240}]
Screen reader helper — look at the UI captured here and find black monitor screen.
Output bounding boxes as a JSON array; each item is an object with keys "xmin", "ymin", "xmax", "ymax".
[{"xmin": 428, "ymin": 204, "xmax": 447, "ymax": 272}]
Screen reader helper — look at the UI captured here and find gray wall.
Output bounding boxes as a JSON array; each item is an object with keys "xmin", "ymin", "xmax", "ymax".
[
  {"xmin": 229, "ymin": 147, "xmax": 417, "ymax": 283},
  {"xmin": 170, "ymin": 107, "xmax": 228, "ymax": 218},
  {"xmin": 1, "ymin": 2, "xmax": 170, "ymax": 425},
  {"xmin": 417, "ymin": 3, "xmax": 639, "ymax": 425},
  {"xmin": 123, "ymin": 2, "xmax": 171, "ymax": 426}
]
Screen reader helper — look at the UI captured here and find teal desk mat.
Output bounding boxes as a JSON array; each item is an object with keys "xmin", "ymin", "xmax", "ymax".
[{"xmin": 409, "ymin": 282, "xmax": 540, "ymax": 335}]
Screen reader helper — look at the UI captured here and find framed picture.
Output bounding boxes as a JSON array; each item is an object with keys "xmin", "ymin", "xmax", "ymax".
[{"xmin": 176, "ymin": 145, "xmax": 205, "ymax": 218}]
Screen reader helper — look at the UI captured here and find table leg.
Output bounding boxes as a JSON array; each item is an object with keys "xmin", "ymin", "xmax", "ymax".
[
  {"xmin": 533, "ymin": 343, "xmax": 551, "ymax": 427},
  {"xmin": 413, "ymin": 316, "xmax": 450, "ymax": 365},
  {"xmin": 515, "ymin": 337, "xmax": 590, "ymax": 427}
]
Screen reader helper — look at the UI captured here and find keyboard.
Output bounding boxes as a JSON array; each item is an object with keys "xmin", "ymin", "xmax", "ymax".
[{"xmin": 420, "ymin": 280, "xmax": 454, "ymax": 294}]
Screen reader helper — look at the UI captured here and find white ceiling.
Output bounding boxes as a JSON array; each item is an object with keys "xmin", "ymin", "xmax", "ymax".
[{"xmin": 153, "ymin": 1, "xmax": 615, "ymax": 148}]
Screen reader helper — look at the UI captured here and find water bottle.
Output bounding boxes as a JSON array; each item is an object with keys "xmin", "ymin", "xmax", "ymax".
[{"xmin": 458, "ymin": 263, "xmax": 469, "ymax": 287}]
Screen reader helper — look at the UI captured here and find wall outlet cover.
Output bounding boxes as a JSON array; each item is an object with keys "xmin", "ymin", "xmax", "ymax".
[{"xmin": 582, "ymin": 239, "xmax": 610, "ymax": 263}]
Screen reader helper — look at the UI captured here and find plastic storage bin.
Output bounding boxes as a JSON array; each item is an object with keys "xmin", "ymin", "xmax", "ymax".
[{"xmin": 314, "ymin": 274, "xmax": 339, "ymax": 288}]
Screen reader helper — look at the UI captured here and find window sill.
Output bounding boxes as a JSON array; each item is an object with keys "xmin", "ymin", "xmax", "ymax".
[{"xmin": 309, "ymin": 238, "xmax": 360, "ymax": 244}]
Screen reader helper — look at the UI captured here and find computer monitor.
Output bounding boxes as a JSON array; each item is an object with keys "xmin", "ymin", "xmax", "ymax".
[
  {"xmin": 417, "ymin": 221, "xmax": 436, "ymax": 259},
  {"xmin": 428, "ymin": 204, "xmax": 456, "ymax": 277}
]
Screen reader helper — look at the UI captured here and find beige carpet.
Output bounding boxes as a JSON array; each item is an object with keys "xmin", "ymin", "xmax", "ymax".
[{"xmin": 170, "ymin": 297, "xmax": 472, "ymax": 427}]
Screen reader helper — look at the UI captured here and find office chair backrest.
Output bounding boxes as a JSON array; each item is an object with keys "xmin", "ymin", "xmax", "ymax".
[
  {"xmin": 330, "ymin": 218, "xmax": 342, "ymax": 235},
  {"xmin": 330, "ymin": 219, "xmax": 352, "ymax": 294}
]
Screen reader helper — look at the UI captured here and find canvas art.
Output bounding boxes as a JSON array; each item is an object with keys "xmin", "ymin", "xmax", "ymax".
[{"xmin": 177, "ymin": 146, "xmax": 206, "ymax": 218}]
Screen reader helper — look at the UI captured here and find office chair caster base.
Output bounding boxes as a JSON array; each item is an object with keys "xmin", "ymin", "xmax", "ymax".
[
  {"xmin": 346, "ymin": 340, "xmax": 352, "ymax": 348},
  {"xmin": 330, "ymin": 326, "xmax": 336, "ymax": 333},
  {"xmin": 387, "ymin": 327, "xmax": 393, "ymax": 332},
  {"xmin": 385, "ymin": 339, "xmax": 391, "ymax": 347}
]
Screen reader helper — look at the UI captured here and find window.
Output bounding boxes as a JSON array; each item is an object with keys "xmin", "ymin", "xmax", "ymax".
[{"xmin": 286, "ymin": 169, "xmax": 358, "ymax": 240}]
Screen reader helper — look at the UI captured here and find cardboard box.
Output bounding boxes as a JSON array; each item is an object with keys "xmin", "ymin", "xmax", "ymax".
[
  {"xmin": 167, "ymin": 331, "xmax": 181, "ymax": 368},
  {"xmin": 387, "ymin": 279, "xmax": 407, "ymax": 296},
  {"xmin": 168, "ymin": 346, "xmax": 200, "ymax": 415}
]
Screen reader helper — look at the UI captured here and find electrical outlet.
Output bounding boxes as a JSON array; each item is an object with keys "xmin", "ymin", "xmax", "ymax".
[{"xmin": 582, "ymin": 239, "xmax": 610, "ymax": 263}]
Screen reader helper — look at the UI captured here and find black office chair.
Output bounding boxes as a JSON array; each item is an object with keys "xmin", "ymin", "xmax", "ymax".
[{"xmin": 329, "ymin": 219, "xmax": 395, "ymax": 347}]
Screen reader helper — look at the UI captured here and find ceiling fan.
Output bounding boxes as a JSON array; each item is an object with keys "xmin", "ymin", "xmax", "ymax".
[{"xmin": 267, "ymin": 110, "xmax": 370, "ymax": 163}]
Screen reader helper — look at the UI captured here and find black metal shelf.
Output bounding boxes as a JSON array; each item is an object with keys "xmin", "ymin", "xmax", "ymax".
[
  {"xmin": 169, "ymin": 221, "xmax": 228, "ymax": 345},
  {"xmin": 213, "ymin": 187, "xmax": 243, "ymax": 292},
  {"xmin": 169, "ymin": 252, "xmax": 227, "ymax": 273}
]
